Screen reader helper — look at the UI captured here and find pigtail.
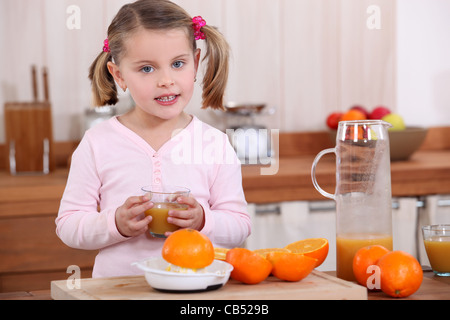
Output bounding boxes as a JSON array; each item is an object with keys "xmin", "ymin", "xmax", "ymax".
[
  {"xmin": 200, "ymin": 25, "xmax": 230, "ymax": 111},
  {"xmin": 88, "ymin": 51, "xmax": 118, "ymax": 106}
]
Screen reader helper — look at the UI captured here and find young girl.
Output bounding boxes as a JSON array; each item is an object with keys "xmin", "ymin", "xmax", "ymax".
[{"xmin": 56, "ymin": 0, "xmax": 251, "ymax": 278}]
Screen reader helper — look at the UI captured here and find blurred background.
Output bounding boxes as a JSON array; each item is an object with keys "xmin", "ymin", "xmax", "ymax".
[
  {"xmin": 1, "ymin": 0, "xmax": 449, "ymax": 144},
  {"xmin": 1, "ymin": 1, "xmax": 450, "ymax": 295}
]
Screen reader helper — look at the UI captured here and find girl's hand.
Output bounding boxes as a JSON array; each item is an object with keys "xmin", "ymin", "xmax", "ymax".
[
  {"xmin": 115, "ymin": 195, "xmax": 153, "ymax": 237},
  {"xmin": 166, "ymin": 196, "xmax": 205, "ymax": 236}
]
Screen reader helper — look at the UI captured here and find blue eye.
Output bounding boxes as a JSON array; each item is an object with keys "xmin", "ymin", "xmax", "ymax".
[
  {"xmin": 172, "ymin": 61, "xmax": 184, "ymax": 69},
  {"xmin": 141, "ymin": 66, "xmax": 154, "ymax": 73}
]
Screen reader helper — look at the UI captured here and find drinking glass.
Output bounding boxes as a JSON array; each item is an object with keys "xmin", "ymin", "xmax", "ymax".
[
  {"xmin": 141, "ymin": 185, "xmax": 190, "ymax": 238},
  {"xmin": 422, "ymin": 225, "xmax": 450, "ymax": 276}
]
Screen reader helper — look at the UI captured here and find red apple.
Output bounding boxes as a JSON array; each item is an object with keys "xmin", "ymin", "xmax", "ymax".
[
  {"xmin": 326, "ymin": 112, "xmax": 343, "ymax": 130},
  {"xmin": 369, "ymin": 106, "xmax": 391, "ymax": 120},
  {"xmin": 350, "ymin": 105, "xmax": 370, "ymax": 118}
]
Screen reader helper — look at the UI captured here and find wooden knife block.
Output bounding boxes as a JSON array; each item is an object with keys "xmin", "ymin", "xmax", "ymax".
[{"xmin": 4, "ymin": 102, "xmax": 55, "ymax": 174}]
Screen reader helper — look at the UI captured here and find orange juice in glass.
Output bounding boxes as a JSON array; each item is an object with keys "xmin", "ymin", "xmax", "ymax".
[
  {"xmin": 422, "ymin": 225, "xmax": 450, "ymax": 276},
  {"xmin": 336, "ymin": 233, "xmax": 393, "ymax": 281},
  {"xmin": 141, "ymin": 185, "xmax": 190, "ymax": 238}
]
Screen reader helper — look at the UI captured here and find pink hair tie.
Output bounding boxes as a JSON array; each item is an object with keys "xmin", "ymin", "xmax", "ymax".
[
  {"xmin": 192, "ymin": 16, "xmax": 206, "ymax": 40},
  {"xmin": 103, "ymin": 38, "xmax": 110, "ymax": 53}
]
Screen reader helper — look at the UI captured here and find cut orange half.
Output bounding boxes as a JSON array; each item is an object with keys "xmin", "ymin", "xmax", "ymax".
[
  {"xmin": 266, "ymin": 251, "xmax": 317, "ymax": 282},
  {"xmin": 284, "ymin": 238, "xmax": 329, "ymax": 267},
  {"xmin": 253, "ymin": 248, "xmax": 291, "ymax": 259},
  {"xmin": 214, "ymin": 247, "xmax": 230, "ymax": 261}
]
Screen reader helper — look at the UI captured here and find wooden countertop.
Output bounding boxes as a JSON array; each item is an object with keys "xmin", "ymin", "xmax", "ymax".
[
  {"xmin": 242, "ymin": 150, "xmax": 450, "ymax": 203},
  {"xmin": 1, "ymin": 268, "xmax": 448, "ymax": 300},
  {"xmin": 0, "ymin": 168, "xmax": 68, "ymax": 219},
  {"xmin": 1, "ymin": 150, "xmax": 450, "ymax": 207}
]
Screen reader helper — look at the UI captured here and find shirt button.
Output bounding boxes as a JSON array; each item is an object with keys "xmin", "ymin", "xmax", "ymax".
[{"xmin": 153, "ymin": 177, "xmax": 161, "ymax": 184}]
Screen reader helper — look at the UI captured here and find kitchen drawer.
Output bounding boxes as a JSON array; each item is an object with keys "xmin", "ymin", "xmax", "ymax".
[{"xmin": 0, "ymin": 214, "xmax": 97, "ymax": 292}]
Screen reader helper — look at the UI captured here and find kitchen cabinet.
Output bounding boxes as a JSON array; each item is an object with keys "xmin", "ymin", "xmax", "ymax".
[{"xmin": 0, "ymin": 170, "xmax": 97, "ymax": 293}]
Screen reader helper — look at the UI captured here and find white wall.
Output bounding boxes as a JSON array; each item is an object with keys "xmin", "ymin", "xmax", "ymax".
[
  {"xmin": 1, "ymin": 0, "xmax": 448, "ymax": 144},
  {"xmin": 396, "ymin": 0, "xmax": 450, "ymax": 127}
]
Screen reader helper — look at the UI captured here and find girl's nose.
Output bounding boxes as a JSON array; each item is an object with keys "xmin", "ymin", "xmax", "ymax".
[{"xmin": 157, "ymin": 70, "xmax": 175, "ymax": 87}]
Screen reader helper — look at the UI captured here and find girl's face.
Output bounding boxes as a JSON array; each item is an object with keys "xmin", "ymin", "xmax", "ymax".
[{"xmin": 108, "ymin": 28, "xmax": 200, "ymax": 122}]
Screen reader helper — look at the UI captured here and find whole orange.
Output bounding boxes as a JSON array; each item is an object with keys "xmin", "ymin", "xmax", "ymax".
[
  {"xmin": 353, "ymin": 245, "xmax": 390, "ymax": 288},
  {"xmin": 341, "ymin": 109, "xmax": 367, "ymax": 121},
  {"xmin": 377, "ymin": 250, "xmax": 423, "ymax": 298},
  {"xmin": 162, "ymin": 229, "xmax": 214, "ymax": 269},
  {"xmin": 284, "ymin": 238, "xmax": 329, "ymax": 267},
  {"xmin": 226, "ymin": 248, "xmax": 272, "ymax": 284},
  {"xmin": 266, "ymin": 252, "xmax": 317, "ymax": 282}
]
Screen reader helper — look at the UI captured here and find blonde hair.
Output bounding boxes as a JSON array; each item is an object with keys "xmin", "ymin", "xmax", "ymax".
[{"xmin": 88, "ymin": 0, "xmax": 230, "ymax": 110}]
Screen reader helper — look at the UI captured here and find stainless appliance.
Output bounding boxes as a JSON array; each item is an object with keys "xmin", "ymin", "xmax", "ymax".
[
  {"xmin": 224, "ymin": 103, "xmax": 274, "ymax": 164},
  {"xmin": 84, "ymin": 106, "xmax": 116, "ymax": 131}
]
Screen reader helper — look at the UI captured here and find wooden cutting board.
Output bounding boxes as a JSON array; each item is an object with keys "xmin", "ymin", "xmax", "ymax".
[
  {"xmin": 4, "ymin": 102, "xmax": 54, "ymax": 173},
  {"xmin": 4, "ymin": 66, "xmax": 54, "ymax": 174},
  {"xmin": 50, "ymin": 270, "xmax": 367, "ymax": 300}
]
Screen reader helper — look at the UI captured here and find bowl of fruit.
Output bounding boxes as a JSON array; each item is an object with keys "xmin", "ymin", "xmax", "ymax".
[{"xmin": 326, "ymin": 105, "xmax": 428, "ymax": 161}]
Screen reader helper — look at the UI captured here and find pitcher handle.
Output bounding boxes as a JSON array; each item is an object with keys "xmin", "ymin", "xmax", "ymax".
[{"xmin": 311, "ymin": 148, "xmax": 336, "ymax": 200}]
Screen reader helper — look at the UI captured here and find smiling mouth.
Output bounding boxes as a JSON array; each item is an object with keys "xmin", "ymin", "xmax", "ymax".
[{"xmin": 155, "ymin": 95, "xmax": 178, "ymax": 102}]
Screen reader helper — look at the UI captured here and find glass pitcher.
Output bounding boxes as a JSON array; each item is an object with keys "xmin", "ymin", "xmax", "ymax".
[{"xmin": 311, "ymin": 120, "xmax": 393, "ymax": 281}]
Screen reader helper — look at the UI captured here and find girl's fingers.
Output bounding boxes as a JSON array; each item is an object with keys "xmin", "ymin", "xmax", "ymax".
[
  {"xmin": 134, "ymin": 214, "xmax": 152, "ymax": 230},
  {"xmin": 167, "ymin": 215, "xmax": 191, "ymax": 228},
  {"xmin": 116, "ymin": 196, "xmax": 154, "ymax": 237},
  {"xmin": 177, "ymin": 196, "xmax": 195, "ymax": 207},
  {"xmin": 126, "ymin": 213, "xmax": 152, "ymax": 236},
  {"xmin": 124, "ymin": 195, "xmax": 149, "ymax": 208},
  {"xmin": 168, "ymin": 208, "xmax": 192, "ymax": 219},
  {"xmin": 124, "ymin": 197, "xmax": 153, "ymax": 219}
]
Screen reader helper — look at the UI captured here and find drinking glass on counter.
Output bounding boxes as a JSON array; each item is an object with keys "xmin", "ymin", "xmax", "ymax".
[
  {"xmin": 141, "ymin": 185, "xmax": 190, "ymax": 238},
  {"xmin": 422, "ymin": 225, "xmax": 450, "ymax": 276}
]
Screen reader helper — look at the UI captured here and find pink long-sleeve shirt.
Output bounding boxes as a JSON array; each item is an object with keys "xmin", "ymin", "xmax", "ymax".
[{"xmin": 56, "ymin": 115, "xmax": 251, "ymax": 278}]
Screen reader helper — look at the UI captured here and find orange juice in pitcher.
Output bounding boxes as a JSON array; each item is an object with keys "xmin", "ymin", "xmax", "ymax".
[{"xmin": 336, "ymin": 233, "xmax": 393, "ymax": 281}]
